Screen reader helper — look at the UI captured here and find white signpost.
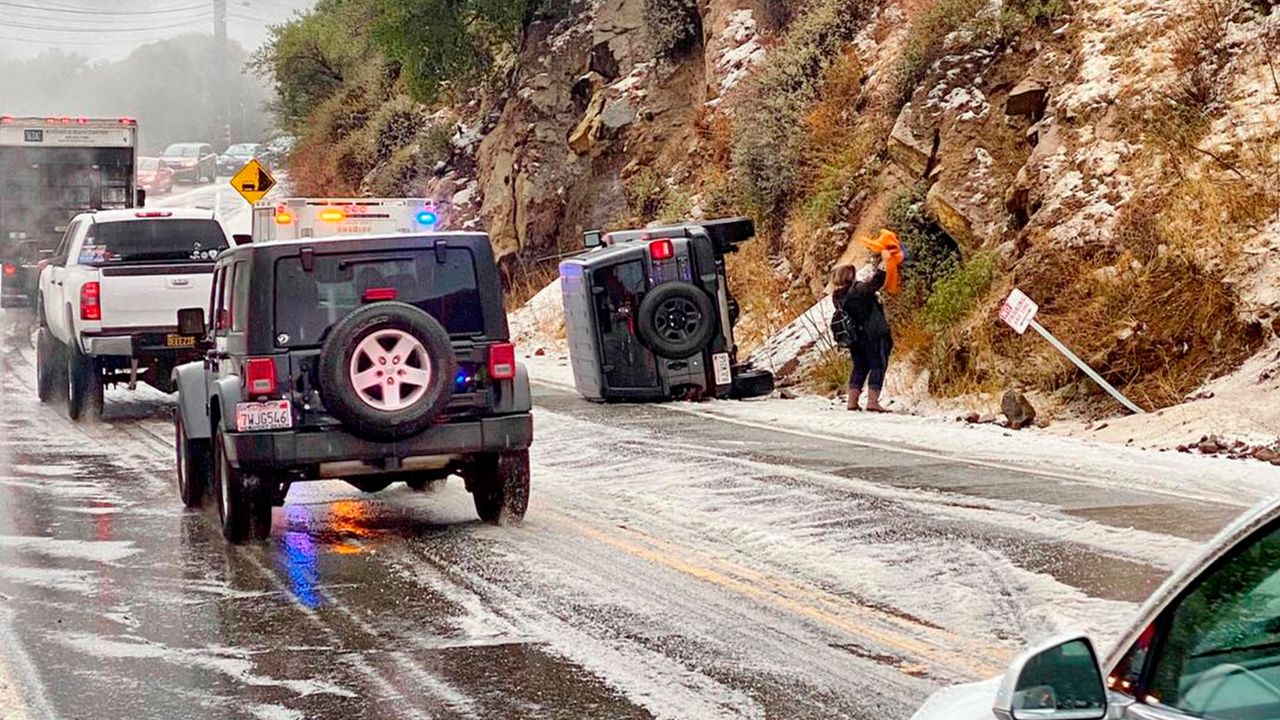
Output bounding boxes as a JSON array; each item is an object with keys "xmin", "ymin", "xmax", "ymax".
[{"xmin": 1000, "ymin": 288, "xmax": 1145, "ymax": 415}]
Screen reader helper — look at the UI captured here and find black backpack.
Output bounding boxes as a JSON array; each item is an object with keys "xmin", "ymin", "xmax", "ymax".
[{"xmin": 831, "ymin": 301, "xmax": 854, "ymax": 348}]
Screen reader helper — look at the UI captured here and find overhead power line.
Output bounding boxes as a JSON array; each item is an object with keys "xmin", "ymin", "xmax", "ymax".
[{"xmin": 0, "ymin": 0, "xmax": 208, "ymax": 14}]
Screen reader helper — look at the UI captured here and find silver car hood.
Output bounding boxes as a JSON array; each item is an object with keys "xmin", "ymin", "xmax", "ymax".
[{"xmin": 910, "ymin": 677, "xmax": 999, "ymax": 720}]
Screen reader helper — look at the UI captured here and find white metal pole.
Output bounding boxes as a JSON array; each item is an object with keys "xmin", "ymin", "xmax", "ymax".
[{"xmin": 1028, "ymin": 319, "xmax": 1145, "ymax": 415}]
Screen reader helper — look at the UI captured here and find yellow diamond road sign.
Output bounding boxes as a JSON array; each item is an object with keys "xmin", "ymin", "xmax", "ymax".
[{"xmin": 230, "ymin": 159, "xmax": 276, "ymax": 205}]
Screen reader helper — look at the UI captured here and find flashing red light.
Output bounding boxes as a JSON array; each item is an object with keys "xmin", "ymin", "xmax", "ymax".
[
  {"xmin": 649, "ymin": 239, "xmax": 675, "ymax": 261},
  {"xmin": 76, "ymin": 117, "xmax": 89, "ymax": 125},
  {"xmin": 60, "ymin": 117, "xmax": 71, "ymax": 125},
  {"xmin": 135, "ymin": 211, "xmax": 173, "ymax": 218},
  {"xmin": 362, "ymin": 287, "xmax": 398, "ymax": 302},
  {"xmin": 118, "ymin": 117, "xmax": 137, "ymax": 126},
  {"xmin": 245, "ymin": 358, "xmax": 278, "ymax": 396},
  {"xmin": 0, "ymin": 116, "xmax": 12, "ymax": 125},
  {"xmin": 2, "ymin": 263, "xmax": 16, "ymax": 277},
  {"xmin": 80, "ymin": 282, "xmax": 101, "ymax": 321},
  {"xmin": 488, "ymin": 343, "xmax": 516, "ymax": 380}
]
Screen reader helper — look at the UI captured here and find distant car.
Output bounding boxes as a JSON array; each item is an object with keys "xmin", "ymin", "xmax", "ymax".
[
  {"xmin": 136, "ymin": 156, "xmax": 174, "ymax": 195},
  {"xmin": 218, "ymin": 143, "xmax": 265, "ymax": 176},
  {"xmin": 911, "ymin": 496, "xmax": 1280, "ymax": 720},
  {"xmin": 160, "ymin": 142, "xmax": 217, "ymax": 184}
]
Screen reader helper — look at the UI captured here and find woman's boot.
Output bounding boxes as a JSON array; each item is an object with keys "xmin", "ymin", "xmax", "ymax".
[
  {"xmin": 866, "ymin": 389, "xmax": 888, "ymax": 413},
  {"xmin": 847, "ymin": 388, "xmax": 860, "ymax": 411}
]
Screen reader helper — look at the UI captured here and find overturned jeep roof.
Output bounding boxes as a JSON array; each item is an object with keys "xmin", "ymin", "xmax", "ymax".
[{"xmin": 603, "ymin": 217, "xmax": 755, "ymax": 248}]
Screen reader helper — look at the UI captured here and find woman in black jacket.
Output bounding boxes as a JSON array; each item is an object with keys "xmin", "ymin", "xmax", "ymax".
[{"xmin": 831, "ymin": 250, "xmax": 894, "ymax": 412}]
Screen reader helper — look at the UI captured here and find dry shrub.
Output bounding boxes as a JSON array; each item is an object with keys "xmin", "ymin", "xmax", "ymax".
[
  {"xmin": 506, "ymin": 260, "xmax": 561, "ymax": 310},
  {"xmin": 726, "ymin": 238, "xmax": 813, "ymax": 354},
  {"xmin": 799, "ymin": 48, "xmax": 891, "ymax": 229},
  {"xmin": 1015, "ymin": 246, "xmax": 1263, "ymax": 409},
  {"xmin": 810, "ymin": 346, "xmax": 852, "ymax": 395},
  {"xmin": 1168, "ymin": 0, "xmax": 1237, "ymax": 113}
]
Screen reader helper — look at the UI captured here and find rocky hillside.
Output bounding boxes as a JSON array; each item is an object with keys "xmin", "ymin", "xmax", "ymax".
[{"xmin": 263, "ymin": 0, "xmax": 1280, "ymax": 415}]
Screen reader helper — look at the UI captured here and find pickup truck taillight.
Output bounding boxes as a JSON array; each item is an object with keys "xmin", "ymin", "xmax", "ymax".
[
  {"xmin": 80, "ymin": 282, "xmax": 101, "ymax": 321},
  {"xmin": 2, "ymin": 263, "xmax": 16, "ymax": 277},
  {"xmin": 488, "ymin": 343, "xmax": 516, "ymax": 380},
  {"xmin": 245, "ymin": 358, "xmax": 277, "ymax": 396}
]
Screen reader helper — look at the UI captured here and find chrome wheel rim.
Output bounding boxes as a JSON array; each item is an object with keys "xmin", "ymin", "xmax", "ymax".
[{"xmin": 349, "ymin": 329, "xmax": 432, "ymax": 412}]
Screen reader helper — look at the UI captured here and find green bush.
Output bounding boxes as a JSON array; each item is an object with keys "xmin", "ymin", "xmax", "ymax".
[
  {"xmin": 730, "ymin": 0, "xmax": 872, "ymax": 224},
  {"xmin": 644, "ymin": 0, "xmax": 703, "ymax": 58},
  {"xmin": 370, "ymin": 94, "xmax": 427, "ymax": 163},
  {"xmin": 923, "ymin": 252, "xmax": 995, "ymax": 332},
  {"xmin": 1002, "ymin": 0, "xmax": 1069, "ymax": 26},
  {"xmin": 888, "ymin": 184, "xmax": 960, "ymax": 296},
  {"xmin": 625, "ymin": 167, "xmax": 671, "ymax": 222}
]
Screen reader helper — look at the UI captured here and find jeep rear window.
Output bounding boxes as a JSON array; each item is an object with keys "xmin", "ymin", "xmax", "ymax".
[
  {"xmin": 81, "ymin": 220, "xmax": 229, "ymax": 265},
  {"xmin": 273, "ymin": 249, "xmax": 483, "ymax": 346}
]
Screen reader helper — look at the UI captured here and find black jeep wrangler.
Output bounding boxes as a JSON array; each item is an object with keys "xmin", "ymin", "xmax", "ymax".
[{"xmin": 171, "ymin": 233, "xmax": 533, "ymax": 543}]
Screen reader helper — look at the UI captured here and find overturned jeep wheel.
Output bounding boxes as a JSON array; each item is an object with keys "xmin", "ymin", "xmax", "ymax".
[
  {"xmin": 317, "ymin": 302, "xmax": 456, "ymax": 442},
  {"xmin": 635, "ymin": 282, "xmax": 717, "ymax": 360}
]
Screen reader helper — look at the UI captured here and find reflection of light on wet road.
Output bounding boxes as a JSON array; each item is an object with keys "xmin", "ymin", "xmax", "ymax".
[
  {"xmin": 329, "ymin": 500, "xmax": 374, "ymax": 543},
  {"xmin": 281, "ymin": 506, "xmax": 321, "ymax": 609}
]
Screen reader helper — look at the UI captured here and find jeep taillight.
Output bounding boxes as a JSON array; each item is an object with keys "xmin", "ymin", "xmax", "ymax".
[
  {"xmin": 245, "ymin": 358, "xmax": 277, "ymax": 396},
  {"xmin": 488, "ymin": 343, "xmax": 516, "ymax": 380},
  {"xmin": 649, "ymin": 239, "xmax": 674, "ymax": 261},
  {"xmin": 80, "ymin": 281, "xmax": 101, "ymax": 321}
]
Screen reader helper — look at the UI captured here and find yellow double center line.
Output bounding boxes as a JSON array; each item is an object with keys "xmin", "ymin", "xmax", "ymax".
[{"xmin": 546, "ymin": 511, "xmax": 1013, "ymax": 682}]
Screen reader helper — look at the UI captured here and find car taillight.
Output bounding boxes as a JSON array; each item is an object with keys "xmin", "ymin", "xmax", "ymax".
[
  {"xmin": 245, "ymin": 358, "xmax": 277, "ymax": 396},
  {"xmin": 362, "ymin": 287, "xmax": 397, "ymax": 302},
  {"xmin": 488, "ymin": 343, "xmax": 516, "ymax": 380},
  {"xmin": 649, "ymin": 239, "xmax": 674, "ymax": 261},
  {"xmin": 2, "ymin": 263, "xmax": 15, "ymax": 277},
  {"xmin": 80, "ymin": 281, "xmax": 101, "ymax": 321}
]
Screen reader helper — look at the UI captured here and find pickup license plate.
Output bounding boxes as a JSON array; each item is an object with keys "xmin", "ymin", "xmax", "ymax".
[
  {"xmin": 235, "ymin": 400, "xmax": 292, "ymax": 432},
  {"xmin": 166, "ymin": 334, "xmax": 196, "ymax": 348}
]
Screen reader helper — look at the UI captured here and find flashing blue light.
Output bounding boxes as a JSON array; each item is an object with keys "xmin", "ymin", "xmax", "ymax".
[
  {"xmin": 417, "ymin": 211, "xmax": 438, "ymax": 225},
  {"xmin": 455, "ymin": 368, "xmax": 473, "ymax": 391}
]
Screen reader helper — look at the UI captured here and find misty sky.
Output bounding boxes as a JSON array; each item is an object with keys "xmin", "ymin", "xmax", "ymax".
[{"xmin": 0, "ymin": 0, "xmax": 317, "ymax": 61}]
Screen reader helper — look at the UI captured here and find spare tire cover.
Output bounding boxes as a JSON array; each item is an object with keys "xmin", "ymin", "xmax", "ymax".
[
  {"xmin": 317, "ymin": 302, "xmax": 456, "ymax": 441},
  {"xmin": 635, "ymin": 282, "xmax": 717, "ymax": 360}
]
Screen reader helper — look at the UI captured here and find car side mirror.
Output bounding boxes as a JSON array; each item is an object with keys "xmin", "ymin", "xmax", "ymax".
[
  {"xmin": 994, "ymin": 636, "xmax": 1106, "ymax": 720},
  {"xmin": 233, "ymin": 234, "xmax": 253, "ymax": 246},
  {"xmin": 583, "ymin": 230, "xmax": 603, "ymax": 249},
  {"xmin": 136, "ymin": 188, "xmax": 147, "ymax": 208},
  {"xmin": 38, "ymin": 248, "xmax": 54, "ymax": 260},
  {"xmin": 177, "ymin": 307, "xmax": 206, "ymax": 337}
]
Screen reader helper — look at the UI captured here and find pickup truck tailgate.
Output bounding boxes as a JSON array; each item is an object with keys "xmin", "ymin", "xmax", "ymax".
[{"xmin": 99, "ymin": 264, "xmax": 214, "ymax": 328}]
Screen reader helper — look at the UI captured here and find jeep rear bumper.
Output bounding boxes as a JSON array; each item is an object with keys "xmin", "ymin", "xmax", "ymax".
[{"xmin": 224, "ymin": 413, "xmax": 534, "ymax": 475}]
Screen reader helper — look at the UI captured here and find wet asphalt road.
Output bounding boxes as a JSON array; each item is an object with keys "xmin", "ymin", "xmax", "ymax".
[{"xmin": 0, "ymin": 313, "xmax": 1250, "ymax": 720}]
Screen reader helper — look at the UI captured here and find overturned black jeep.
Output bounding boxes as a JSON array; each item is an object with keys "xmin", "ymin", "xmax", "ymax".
[
  {"xmin": 559, "ymin": 217, "xmax": 774, "ymax": 403},
  {"xmin": 172, "ymin": 232, "xmax": 533, "ymax": 543}
]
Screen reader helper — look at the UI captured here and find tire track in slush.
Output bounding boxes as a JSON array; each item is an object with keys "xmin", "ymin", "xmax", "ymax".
[{"xmin": 1, "ymin": 338, "xmax": 481, "ymax": 719}]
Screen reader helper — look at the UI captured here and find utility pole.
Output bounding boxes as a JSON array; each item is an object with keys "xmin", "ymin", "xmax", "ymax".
[{"xmin": 214, "ymin": 0, "xmax": 229, "ymax": 148}]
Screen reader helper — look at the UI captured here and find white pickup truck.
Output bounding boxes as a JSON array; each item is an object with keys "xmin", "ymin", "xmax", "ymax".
[{"xmin": 35, "ymin": 209, "xmax": 235, "ymax": 421}]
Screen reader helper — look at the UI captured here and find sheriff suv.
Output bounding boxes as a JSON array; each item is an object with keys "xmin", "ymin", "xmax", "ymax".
[{"xmin": 171, "ymin": 232, "xmax": 533, "ymax": 543}]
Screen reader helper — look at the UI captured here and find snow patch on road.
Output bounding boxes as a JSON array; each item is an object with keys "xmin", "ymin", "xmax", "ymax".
[
  {"xmin": 0, "ymin": 535, "xmax": 138, "ymax": 564},
  {"xmin": 53, "ymin": 633, "xmax": 357, "ymax": 699}
]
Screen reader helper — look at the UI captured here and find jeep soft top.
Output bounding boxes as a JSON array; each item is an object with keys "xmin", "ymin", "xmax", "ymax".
[{"xmin": 172, "ymin": 231, "xmax": 533, "ymax": 543}]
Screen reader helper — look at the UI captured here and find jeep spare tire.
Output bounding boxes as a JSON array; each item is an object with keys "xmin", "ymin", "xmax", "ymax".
[
  {"xmin": 636, "ymin": 282, "xmax": 717, "ymax": 360},
  {"xmin": 317, "ymin": 302, "xmax": 457, "ymax": 442}
]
